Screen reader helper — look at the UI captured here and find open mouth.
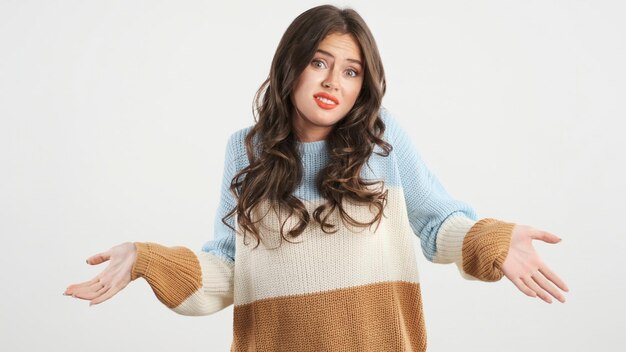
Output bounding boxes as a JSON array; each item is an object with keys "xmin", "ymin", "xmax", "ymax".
[{"xmin": 313, "ymin": 92, "xmax": 339, "ymax": 109}]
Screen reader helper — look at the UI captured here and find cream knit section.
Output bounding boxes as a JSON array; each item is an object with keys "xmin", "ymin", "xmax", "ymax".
[
  {"xmin": 233, "ymin": 186, "xmax": 421, "ymax": 306},
  {"xmin": 173, "ymin": 251, "xmax": 234, "ymax": 316},
  {"xmin": 431, "ymin": 215, "xmax": 480, "ymax": 280},
  {"xmin": 432, "ymin": 216, "xmax": 477, "ymax": 264}
]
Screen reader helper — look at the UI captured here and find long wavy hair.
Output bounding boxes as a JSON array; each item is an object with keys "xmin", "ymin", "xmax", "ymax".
[{"xmin": 222, "ymin": 5, "xmax": 392, "ymax": 249}]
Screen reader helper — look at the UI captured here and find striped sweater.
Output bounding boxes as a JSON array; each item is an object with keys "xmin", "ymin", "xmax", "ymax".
[{"xmin": 130, "ymin": 107, "xmax": 515, "ymax": 351}]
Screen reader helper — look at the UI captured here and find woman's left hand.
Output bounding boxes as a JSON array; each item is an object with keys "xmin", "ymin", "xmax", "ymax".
[{"xmin": 501, "ymin": 224, "xmax": 570, "ymax": 303}]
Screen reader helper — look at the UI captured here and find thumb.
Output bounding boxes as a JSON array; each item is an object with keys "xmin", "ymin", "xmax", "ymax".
[
  {"xmin": 534, "ymin": 230, "xmax": 562, "ymax": 244},
  {"xmin": 86, "ymin": 251, "xmax": 111, "ymax": 265}
]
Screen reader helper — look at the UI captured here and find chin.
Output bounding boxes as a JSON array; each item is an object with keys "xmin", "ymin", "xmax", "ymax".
[
  {"xmin": 315, "ymin": 116, "xmax": 344, "ymax": 128},
  {"xmin": 314, "ymin": 109, "xmax": 348, "ymax": 124}
]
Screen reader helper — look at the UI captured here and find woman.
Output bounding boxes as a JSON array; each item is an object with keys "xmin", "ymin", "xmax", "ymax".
[{"xmin": 65, "ymin": 5, "xmax": 569, "ymax": 351}]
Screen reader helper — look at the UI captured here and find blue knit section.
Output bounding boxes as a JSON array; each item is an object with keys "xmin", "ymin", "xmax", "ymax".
[
  {"xmin": 202, "ymin": 107, "xmax": 477, "ymax": 264},
  {"xmin": 380, "ymin": 107, "xmax": 478, "ymax": 261},
  {"xmin": 201, "ymin": 127, "xmax": 251, "ymax": 264},
  {"xmin": 294, "ymin": 128, "xmax": 402, "ymax": 201}
]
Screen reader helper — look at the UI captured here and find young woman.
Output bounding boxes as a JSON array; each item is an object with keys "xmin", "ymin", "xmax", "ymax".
[{"xmin": 65, "ymin": 5, "xmax": 569, "ymax": 351}]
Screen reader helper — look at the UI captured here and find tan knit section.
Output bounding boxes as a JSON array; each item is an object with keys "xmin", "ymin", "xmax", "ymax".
[
  {"xmin": 461, "ymin": 218, "xmax": 515, "ymax": 282},
  {"xmin": 130, "ymin": 242, "xmax": 202, "ymax": 308},
  {"xmin": 232, "ymin": 281, "xmax": 426, "ymax": 352}
]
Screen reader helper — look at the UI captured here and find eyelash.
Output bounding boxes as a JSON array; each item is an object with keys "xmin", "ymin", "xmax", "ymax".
[{"xmin": 311, "ymin": 59, "xmax": 360, "ymax": 77}]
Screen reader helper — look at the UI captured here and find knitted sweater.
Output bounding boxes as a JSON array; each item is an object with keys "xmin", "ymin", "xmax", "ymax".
[{"xmin": 130, "ymin": 107, "xmax": 515, "ymax": 351}]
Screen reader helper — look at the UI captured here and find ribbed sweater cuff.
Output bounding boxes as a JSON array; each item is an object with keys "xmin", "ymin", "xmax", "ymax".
[
  {"xmin": 129, "ymin": 242, "xmax": 203, "ymax": 309},
  {"xmin": 461, "ymin": 218, "xmax": 515, "ymax": 282},
  {"xmin": 131, "ymin": 242, "xmax": 151, "ymax": 281}
]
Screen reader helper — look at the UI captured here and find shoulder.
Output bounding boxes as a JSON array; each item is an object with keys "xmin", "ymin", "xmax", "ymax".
[
  {"xmin": 226, "ymin": 124, "xmax": 253, "ymax": 147},
  {"xmin": 378, "ymin": 106, "xmax": 411, "ymax": 147},
  {"xmin": 378, "ymin": 106, "xmax": 399, "ymax": 125},
  {"xmin": 224, "ymin": 124, "xmax": 254, "ymax": 165}
]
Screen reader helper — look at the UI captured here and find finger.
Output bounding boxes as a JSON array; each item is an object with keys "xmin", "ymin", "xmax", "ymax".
[
  {"xmin": 509, "ymin": 276, "xmax": 537, "ymax": 298},
  {"xmin": 534, "ymin": 268, "xmax": 566, "ymax": 303},
  {"xmin": 521, "ymin": 273, "xmax": 551, "ymax": 303},
  {"xmin": 539, "ymin": 264, "xmax": 569, "ymax": 293},
  {"xmin": 90, "ymin": 285, "xmax": 121, "ymax": 306},
  {"xmin": 65, "ymin": 276, "xmax": 101, "ymax": 294},
  {"xmin": 72, "ymin": 287, "xmax": 105, "ymax": 300},
  {"xmin": 70, "ymin": 281, "xmax": 107, "ymax": 300},
  {"xmin": 86, "ymin": 251, "xmax": 111, "ymax": 265},
  {"xmin": 532, "ymin": 229, "xmax": 562, "ymax": 244}
]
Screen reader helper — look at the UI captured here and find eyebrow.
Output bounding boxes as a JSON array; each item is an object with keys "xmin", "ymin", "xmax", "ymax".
[{"xmin": 316, "ymin": 49, "xmax": 362, "ymax": 66}]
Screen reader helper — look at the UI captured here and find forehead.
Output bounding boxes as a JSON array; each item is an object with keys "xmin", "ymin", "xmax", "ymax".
[{"xmin": 317, "ymin": 33, "xmax": 362, "ymax": 60}]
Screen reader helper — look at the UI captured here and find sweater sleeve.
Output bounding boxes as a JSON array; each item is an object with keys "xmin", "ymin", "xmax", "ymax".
[
  {"xmin": 130, "ymin": 242, "xmax": 234, "ymax": 316},
  {"xmin": 129, "ymin": 130, "xmax": 244, "ymax": 315},
  {"xmin": 380, "ymin": 107, "xmax": 515, "ymax": 282}
]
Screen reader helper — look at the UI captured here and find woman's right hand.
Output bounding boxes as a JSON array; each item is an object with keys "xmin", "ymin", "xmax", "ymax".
[{"xmin": 64, "ymin": 242, "xmax": 137, "ymax": 306}]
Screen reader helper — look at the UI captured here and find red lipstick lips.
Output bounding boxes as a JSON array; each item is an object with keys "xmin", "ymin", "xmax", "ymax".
[{"xmin": 313, "ymin": 92, "xmax": 339, "ymax": 110}]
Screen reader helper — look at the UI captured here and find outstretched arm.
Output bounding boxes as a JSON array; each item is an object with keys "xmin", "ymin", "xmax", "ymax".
[
  {"xmin": 380, "ymin": 107, "xmax": 569, "ymax": 303},
  {"xmin": 381, "ymin": 108, "xmax": 510, "ymax": 281},
  {"xmin": 130, "ymin": 242, "xmax": 234, "ymax": 315},
  {"xmin": 64, "ymin": 241, "xmax": 235, "ymax": 315},
  {"xmin": 65, "ymin": 129, "xmax": 244, "ymax": 312}
]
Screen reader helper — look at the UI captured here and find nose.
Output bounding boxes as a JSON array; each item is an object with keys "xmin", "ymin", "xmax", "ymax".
[{"xmin": 322, "ymin": 68, "xmax": 340, "ymax": 90}]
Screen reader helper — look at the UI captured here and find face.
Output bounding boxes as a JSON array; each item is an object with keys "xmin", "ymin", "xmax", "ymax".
[{"xmin": 291, "ymin": 32, "xmax": 364, "ymax": 142}]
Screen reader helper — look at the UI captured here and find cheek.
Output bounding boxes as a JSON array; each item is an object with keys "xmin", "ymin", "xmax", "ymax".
[
  {"xmin": 297, "ymin": 69, "xmax": 319, "ymax": 88},
  {"xmin": 292, "ymin": 79, "xmax": 308, "ymax": 103},
  {"xmin": 345, "ymin": 81, "xmax": 363, "ymax": 102}
]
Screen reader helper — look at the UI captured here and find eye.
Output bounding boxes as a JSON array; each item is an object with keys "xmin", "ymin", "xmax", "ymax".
[
  {"xmin": 311, "ymin": 59, "xmax": 327, "ymax": 69},
  {"xmin": 346, "ymin": 68, "xmax": 359, "ymax": 77}
]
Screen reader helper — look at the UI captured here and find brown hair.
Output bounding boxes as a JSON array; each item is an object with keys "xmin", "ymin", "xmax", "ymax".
[{"xmin": 222, "ymin": 4, "xmax": 392, "ymax": 249}]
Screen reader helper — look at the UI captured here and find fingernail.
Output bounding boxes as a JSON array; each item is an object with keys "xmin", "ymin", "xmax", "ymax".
[{"xmin": 85, "ymin": 259, "xmax": 89, "ymax": 264}]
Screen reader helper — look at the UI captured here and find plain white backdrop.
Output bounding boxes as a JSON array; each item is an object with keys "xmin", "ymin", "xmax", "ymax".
[{"xmin": 1, "ymin": 0, "xmax": 624, "ymax": 351}]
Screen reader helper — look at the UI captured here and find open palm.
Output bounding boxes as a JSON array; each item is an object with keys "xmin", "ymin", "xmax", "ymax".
[
  {"xmin": 501, "ymin": 224, "xmax": 569, "ymax": 303},
  {"xmin": 64, "ymin": 242, "xmax": 137, "ymax": 306}
]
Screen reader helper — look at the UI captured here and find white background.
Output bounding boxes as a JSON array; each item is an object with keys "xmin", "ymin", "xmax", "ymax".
[{"xmin": 1, "ymin": 0, "xmax": 624, "ymax": 351}]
